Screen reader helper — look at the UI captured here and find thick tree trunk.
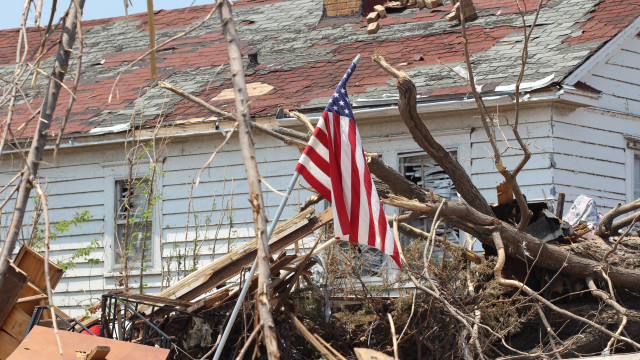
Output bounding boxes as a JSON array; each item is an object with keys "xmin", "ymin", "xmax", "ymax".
[{"xmin": 0, "ymin": 0, "xmax": 85, "ymax": 289}]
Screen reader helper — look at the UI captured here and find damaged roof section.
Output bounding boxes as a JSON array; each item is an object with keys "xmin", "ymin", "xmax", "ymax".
[{"xmin": 1, "ymin": 0, "xmax": 639, "ymax": 136}]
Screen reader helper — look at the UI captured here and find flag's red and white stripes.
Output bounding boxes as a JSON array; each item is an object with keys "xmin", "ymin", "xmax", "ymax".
[{"xmin": 296, "ymin": 110, "xmax": 401, "ymax": 268}]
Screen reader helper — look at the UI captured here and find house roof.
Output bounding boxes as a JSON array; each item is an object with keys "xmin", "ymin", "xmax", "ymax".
[{"xmin": 1, "ymin": 0, "xmax": 639, "ymax": 137}]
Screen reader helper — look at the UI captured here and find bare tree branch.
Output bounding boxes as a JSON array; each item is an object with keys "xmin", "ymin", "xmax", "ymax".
[
  {"xmin": 0, "ymin": 0, "xmax": 85, "ymax": 289},
  {"xmin": 217, "ymin": 0, "xmax": 279, "ymax": 357}
]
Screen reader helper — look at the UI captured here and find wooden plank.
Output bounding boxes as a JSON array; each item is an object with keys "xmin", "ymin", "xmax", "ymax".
[
  {"xmin": 186, "ymin": 288, "xmax": 232, "ymax": 313},
  {"xmin": 14, "ymin": 282, "xmax": 71, "ymax": 322},
  {"xmin": 553, "ymin": 138, "xmax": 624, "ymax": 163},
  {"xmin": 554, "ymin": 169, "xmax": 626, "ymax": 196},
  {"xmin": 0, "ymin": 262, "xmax": 28, "ymax": 328},
  {"xmin": 86, "ymin": 346, "xmax": 110, "ymax": 360},
  {"xmin": 7, "ymin": 326, "xmax": 170, "ymax": 360},
  {"xmin": 110, "ymin": 291, "xmax": 193, "ymax": 309},
  {"xmin": 590, "ymin": 63, "xmax": 640, "ymax": 86},
  {"xmin": 290, "ymin": 313, "xmax": 347, "ymax": 360},
  {"xmin": 0, "ymin": 308, "xmax": 30, "ymax": 342},
  {"xmin": 471, "ymin": 153, "xmax": 551, "ymax": 175},
  {"xmin": 154, "ymin": 207, "xmax": 331, "ymax": 302},
  {"xmin": 553, "ymin": 121, "xmax": 625, "ymax": 148},
  {"xmin": 470, "ymin": 120, "xmax": 551, "ymax": 142},
  {"xmin": 14, "ymin": 246, "xmax": 64, "ymax": 292},
  {"xmin": 196, "ymin": 253, "xmax": 299, "ymax": 313},
  {"xmin": 552, "ymin": 153, "xmax": 625, "ymax": 177},
  {"xmin": 16, "ymin": 294, "xmax": 47, "ymax": 305},
  {"xmin": 0, "ymin": 329, "xmax": 20, "ymax": 360},
  {"xmin": 15, "ymin": 282, "xmax": 46, "ymax": 316}
]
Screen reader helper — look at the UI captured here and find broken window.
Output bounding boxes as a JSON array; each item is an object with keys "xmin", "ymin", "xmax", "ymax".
[
  {"xmin": 398, "ymin": 151, "xmax": 460, "ymax": 253},
  {"xmin": 114, "ymin": 179, "xmax": 153, "ymax": 266}
]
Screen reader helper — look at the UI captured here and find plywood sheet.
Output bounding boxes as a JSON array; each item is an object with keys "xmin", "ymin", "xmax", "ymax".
[
  {"xmin": 7, "ymin": 326, "xmax": 169, "ymax": 360},
  {"xmin": 0, "ymin": 329, "xmax": 20, "ymax": 360},
  {"xmin": 0, "ymin": 262, "xmax": 28, "ymax": 327},
  {"xmin": 14, "ymin": 246, "xmax": 64, "ymax": 291},
  {"xmin": 0, "ymin": 308, "xmax": 30, "ymax": 341}
]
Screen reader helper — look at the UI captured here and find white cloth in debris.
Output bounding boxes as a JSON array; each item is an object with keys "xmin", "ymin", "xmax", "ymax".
[{"xmin": 562, "ymin": 194, "xmax": 603, "ymax": 230}]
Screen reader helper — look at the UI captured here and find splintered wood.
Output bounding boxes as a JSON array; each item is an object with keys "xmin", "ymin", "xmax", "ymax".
[
  {"xmin": 0, "ymin": 246, "xmax": 70, "ymax": 360},
  {"xmin": 153, "ymin": 206, "xmax": 332, "ymax": 302}
]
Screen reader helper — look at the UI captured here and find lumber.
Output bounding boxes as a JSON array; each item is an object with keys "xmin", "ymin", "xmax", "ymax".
[
  {"xmin": 14, "ymin": 245, "xmax": 64, "ymax": 292},
  {"xmin": 86, "ymin": 346, "xmax": 110, "ymax": 360},
  {"xmin": 7, "ymin": 326, "xmax": 169, "ymax": 359},
  {"xmin": 0, "ymin": 308, "xmax": 30, "ymax": 342},
  {"xmin": 154, "ymin": 207, "xmax": 331, "ymax": 302},
  {"xmin": 0, "ymin": 329, "xmax": 20, "ymax": 360},
  {"xmin": 110, "ymin": 291, "xmax": 194, "ymax": 309},
  {"xmin": 290, "ymin": 313, "xmax": 347, "ymax": 360},
  {"xmin": 187, "ymin": 288, "xmax": 232, "ymax": 313},
  {"xmin": 0, "ymin": 262, "xmax": 27, "ymax": 328},
  {"xmin": 15, "ymin": 294, "xmax": 47, "ymax": 304},
  {"xmin": 197, "ymin": 253, "xmax": 299, "ymax": 312}
]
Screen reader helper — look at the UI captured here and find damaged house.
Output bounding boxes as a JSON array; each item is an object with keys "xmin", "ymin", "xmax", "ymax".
[{"xmin": 0, "ymin": 0, "xmax": 639, "ymax": 321}]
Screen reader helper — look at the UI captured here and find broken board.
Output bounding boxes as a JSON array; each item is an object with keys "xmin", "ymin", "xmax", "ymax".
[
  {"xmin": 7, "ymin": 326, "xmax": 170, "ymax": 359},
  {"xmin": 0, "ymin": 262, "xmax": 28, "ymax": 327},
  {"xmin": 153, "ymin": 207, "xmax": 332, "ymax": 302},
  {"xmin": 14, "ymin": 245, "xmax": 64, "ymax": 291}
]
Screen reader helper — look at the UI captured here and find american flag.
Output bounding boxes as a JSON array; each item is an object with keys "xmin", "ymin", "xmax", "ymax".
[{"xmin": 295, "ymin": 60, "xmax": 401, "ymax": 268}]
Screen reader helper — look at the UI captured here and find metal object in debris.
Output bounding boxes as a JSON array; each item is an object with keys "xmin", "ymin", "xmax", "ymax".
[
  {"xmin": 525, "ymin": 209, "xmax": 573, "ymax": 242},
  {"xmin": 25, "ymin": 305, "xmax": 95, "ymax": 338}
]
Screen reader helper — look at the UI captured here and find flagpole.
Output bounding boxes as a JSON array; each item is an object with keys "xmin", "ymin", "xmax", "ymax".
[
  {"xmin": 211, "ymin": 54, "xmax": 361, "ymax": 359},
  {"xmin": 212, "ymin": 172, "xmax": 299, "ymax": 360}
]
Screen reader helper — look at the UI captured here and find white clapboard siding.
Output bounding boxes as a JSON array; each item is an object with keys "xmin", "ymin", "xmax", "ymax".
[
  {"xmin": 580, "ymin": 34, "xmax": 640, "ymax": 114},
  {"xmin": 550, "ymin": 103, "xmax": 631, "ymax": 212},
  {"xmin": 470, "ymin": 117, "xmax": 554, "ymax": 202}
]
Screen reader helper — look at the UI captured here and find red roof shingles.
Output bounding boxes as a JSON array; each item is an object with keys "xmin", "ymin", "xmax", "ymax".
[
  {"xmin": 565, "ymin": 1, "xmax": 640, "ymax": 44},
  {"xmin": 1, "ymin": 0, "xmax": 639, "ymax": 137}
]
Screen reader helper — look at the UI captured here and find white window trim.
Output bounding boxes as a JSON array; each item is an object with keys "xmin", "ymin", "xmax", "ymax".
[
  {"xmin": 625, "ymin": 135, "xmax": 640, "ymax": 204},
  {"xmin": 363, "ymin": 129, "xmax": 472, "ymax": 181},
  {"xmin": 102, "ymin": 161, "xmax": 163, "ymax": 277}
]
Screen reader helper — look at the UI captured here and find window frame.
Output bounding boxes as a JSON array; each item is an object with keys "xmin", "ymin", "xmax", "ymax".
[
  {"xmin": 625, "ymin": 135, "xmax": 640, "ymax": 204},
  {"xmin": 102, "ymin": 161, "xmax": 163, "ymax": 276},
  {"xmin": 362, "ymin": 129, "xmax": 477, "ymax": 261}
]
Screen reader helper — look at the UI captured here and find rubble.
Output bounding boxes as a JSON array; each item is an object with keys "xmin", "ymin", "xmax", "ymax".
[
  {"xmin": 367, "ymin": 22, "xmax": 381, "ymax": 34},
  {"xmin": 0, "ymin": 246, "xmax": 68, "ymax": 360}
]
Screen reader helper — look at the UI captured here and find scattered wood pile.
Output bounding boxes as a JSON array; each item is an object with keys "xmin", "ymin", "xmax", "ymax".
[{"xmin": 0, "ymin": 246, "xmax": 69, "ymax": 359}]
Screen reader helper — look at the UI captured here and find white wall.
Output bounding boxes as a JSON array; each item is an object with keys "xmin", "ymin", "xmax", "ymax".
[
  {"xmin": 579, "ymin": 34, "xmax": 640, "ymax": 115},
  {"xmin": 551, "ymin": 104, "xmax": 640, "ymax": 213}
]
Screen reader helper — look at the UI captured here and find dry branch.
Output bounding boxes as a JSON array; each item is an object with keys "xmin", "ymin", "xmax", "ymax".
[
  {"xmin": 372, "ymin": 54, "xmax": 493, "ymax": 217},
  {"xmin": 597, "ymin": 199, "xmax": 640, "ymax": 237},
  {"xmin": 217, "ymin": 1, "xmax": 279, "ymax": 356},
  {"xmin": 0, "ymin": 0, "xmax": 85, "ymax": 290}
]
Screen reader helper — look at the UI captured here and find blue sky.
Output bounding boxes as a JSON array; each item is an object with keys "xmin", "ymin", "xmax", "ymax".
[{"xmin": 1, "ymin": 1, "xmax": 209, "ymax": 30}]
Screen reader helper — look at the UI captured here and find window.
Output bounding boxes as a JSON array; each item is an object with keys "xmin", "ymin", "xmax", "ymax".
[
  {"xmin": 114, "ymin": 179, "xmax": 153, "ymax": 266},
  {"xmin": 398, "ymin": 151, "xmax": 460, "ymax": 251}
]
